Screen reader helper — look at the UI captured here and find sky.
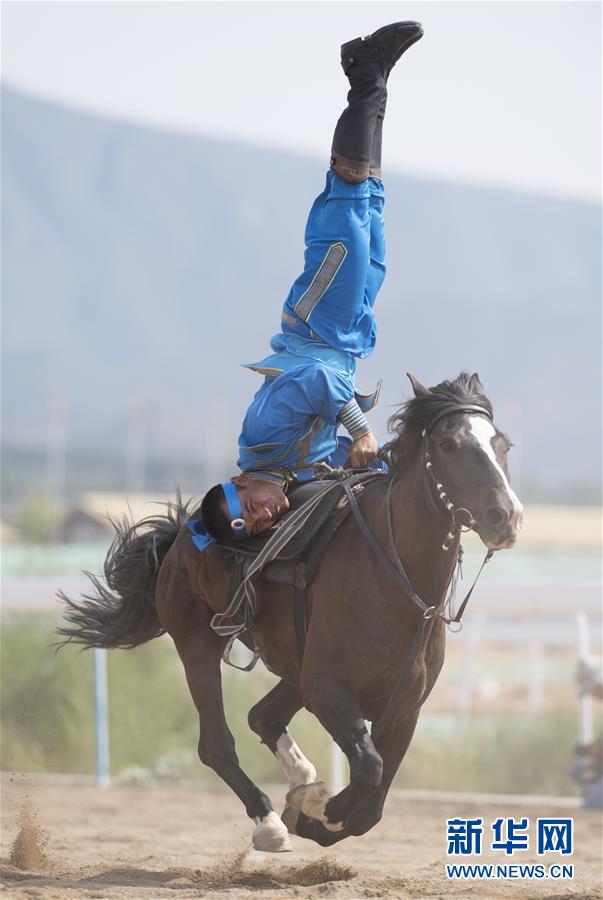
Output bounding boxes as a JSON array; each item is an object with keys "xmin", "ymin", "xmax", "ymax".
[{"xmin": 1, "ymin": 0, "xmax": 601, "ymax": 200}]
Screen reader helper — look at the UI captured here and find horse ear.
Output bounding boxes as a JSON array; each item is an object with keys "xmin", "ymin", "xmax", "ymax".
[
  {"xmin": 469, "ymin": 372, "xmax": 484, "ymax": 394},
  {"xmin": 407, "ymin": 373, "xmax": 431, "ymax": 398}
]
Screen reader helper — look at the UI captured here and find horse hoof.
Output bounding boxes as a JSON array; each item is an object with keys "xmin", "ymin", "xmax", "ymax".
[
  {"xmin": 252, "ymin": 811, "xmax": 292, "ymax": 852},
  {"xmin": 281, "ymin": 804, "xmax": 300, "ymax": 834},
  {"xmin": 286, "ymin": 781, "xmax": 331, "ymax": 821},
  {"xmin": 285, "ymin": 783, "xmax": 306, "ymax": 810}
]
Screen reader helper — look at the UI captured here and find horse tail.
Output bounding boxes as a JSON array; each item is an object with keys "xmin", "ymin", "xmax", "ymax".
[{"xmin": 57, "ymin": 495, "xmax": 193, "ymax": 650}]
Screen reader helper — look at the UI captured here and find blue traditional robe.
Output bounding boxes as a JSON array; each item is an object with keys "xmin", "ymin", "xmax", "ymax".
[
  {"xmin": 280, "ymin": 171, "xmax": 385, "ymax": 359},
  {"xmin": 238, "ymin": 333, "xmax": 381, "ymax": 480},
  {"xmin": 237, "ymin": 171, "xmax": 387, "ymax": 480}
]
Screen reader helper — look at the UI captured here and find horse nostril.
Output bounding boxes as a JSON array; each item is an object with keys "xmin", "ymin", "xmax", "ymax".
[{"xmin": 485, "ymin": 507, "xmax": 508, "ymax": 528}]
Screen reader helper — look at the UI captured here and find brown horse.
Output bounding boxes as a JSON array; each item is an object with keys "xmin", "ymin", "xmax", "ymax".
[{"xmin": 58, "ymin": 371, "xmax": 523, "ymax": 851}]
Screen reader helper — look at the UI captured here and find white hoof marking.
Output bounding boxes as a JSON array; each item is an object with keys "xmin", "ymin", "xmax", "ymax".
[
  {"xmin": 275, "ymin": 733, "xmax": 317, "ymax": 788},
  {"xmin": 285, "ymin": 781, "xmax": 344, "ymax": 831},
  {"xmin": 252, "ymin": 811, "xmax": 292, "ymax": 852}
]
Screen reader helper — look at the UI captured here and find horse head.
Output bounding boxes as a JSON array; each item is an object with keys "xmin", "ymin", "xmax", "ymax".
[{"xmin": 385, "ymin": 371, "xmax": 523, "ymax": 550}]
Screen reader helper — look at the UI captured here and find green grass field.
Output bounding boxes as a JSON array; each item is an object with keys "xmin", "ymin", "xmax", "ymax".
[{"xmin": 1, "ymin": 611, "xmax": 584, "ymax": 796}]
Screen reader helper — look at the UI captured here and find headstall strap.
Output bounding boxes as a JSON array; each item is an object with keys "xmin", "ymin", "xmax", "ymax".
[
  {"xmin": 418, "ymin": 402, "xmax": 497, "ymax": 629},
  {"xmin": 425, "ymin": 403, "xmax": 493, "ymax": 432},
  {"xmin": 421, "ymin": 403, "xmax": 491, "ymax": 551}
]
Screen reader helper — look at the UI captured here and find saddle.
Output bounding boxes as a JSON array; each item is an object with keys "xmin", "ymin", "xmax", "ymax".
[{"xmin": 215, "ymin": 470, "xmax": 386, "ymax": 664}]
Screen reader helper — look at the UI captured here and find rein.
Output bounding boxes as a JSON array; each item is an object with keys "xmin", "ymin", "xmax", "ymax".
[{"xmin": 345, "ymin": 403, "xmax": 495, "ymax": 740}]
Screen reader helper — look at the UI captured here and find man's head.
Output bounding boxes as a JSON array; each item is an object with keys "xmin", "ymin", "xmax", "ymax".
[{"xmin": 201, "ymin": 474, "xmax": 289, "ymax": 541}]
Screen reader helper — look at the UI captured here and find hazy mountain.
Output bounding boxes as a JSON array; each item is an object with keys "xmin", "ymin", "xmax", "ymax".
[{"xmin": 1, "ymin": 85, "xmax": 600, "ymax": 503}]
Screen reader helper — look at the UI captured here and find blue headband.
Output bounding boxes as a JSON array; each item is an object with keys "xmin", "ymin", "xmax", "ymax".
[
  {"xmin": 220, "ymin": 482, "xmax": 247, "ymax": 539},
  {"xmin": 185, "ymin": 482, "xmax": 247, "ymax": 553}
]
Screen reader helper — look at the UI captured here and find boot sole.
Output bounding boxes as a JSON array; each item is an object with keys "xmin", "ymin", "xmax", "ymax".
[
  {"xmin": 340, "ymin": 21, "xmax": 423, "ymax": 61},
  {"xmin": 370, "ymin": 21, "xmax": 422, "ymax": 43},
  {"xmin": 390, "ymin": 26, "xmax": 424, "ymax": 60}
]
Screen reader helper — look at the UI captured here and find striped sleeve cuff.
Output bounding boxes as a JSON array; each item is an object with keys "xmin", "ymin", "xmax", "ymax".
[{"xmin": 337, "ymin": 398, "xmax": 371, "ymax": 440}]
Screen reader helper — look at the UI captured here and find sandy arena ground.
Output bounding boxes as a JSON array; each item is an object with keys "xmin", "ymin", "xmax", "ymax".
[{"xmin": 1, "ymin": 779, "xmax": 601, "ymax": 899}]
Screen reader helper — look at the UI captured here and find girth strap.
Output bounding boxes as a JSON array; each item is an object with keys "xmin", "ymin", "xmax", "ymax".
[{"xmin": 294, "ymin": 561, "xmax": 308, "ymax": 660}]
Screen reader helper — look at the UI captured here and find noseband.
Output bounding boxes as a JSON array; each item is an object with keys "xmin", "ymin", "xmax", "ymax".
[{"xmin": 421, "ymin": 403, "xmax": 494, "ymax": 551}]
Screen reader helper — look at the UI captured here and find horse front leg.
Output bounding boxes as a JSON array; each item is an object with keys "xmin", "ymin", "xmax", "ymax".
[
  {"xmin": 291, "ymin": 707, "xmax": 422, "ymax": 846},
  {"xmin": 248, "ymin": 679, "xmax": 317, "ymax": 789},
  {"xmin": 344, "ymin": 709, "xmax": 421, "ymax": 836},
  {"xmin": 170, "ymin": 611, "xmax": 292, "ymax": 852},
  {"xmin": 343, "ymin": 628, "xmax": 445, "ymax": 836},
  {"xmin": 338, "ymin": 624, "xmax": 444, "ymax": 838},
  {"xmin": 285, "ymin": 677, "xmax": 383, "ymax": 846}
]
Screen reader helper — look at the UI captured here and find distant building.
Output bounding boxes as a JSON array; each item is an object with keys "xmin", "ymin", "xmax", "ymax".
[
  {"xmin": 0, "ymin": 519, "xmax": 21, "ymax": 545},
  {"xmin": 60, "ymin": 492, "xmax": 198, "ymax": 543}
]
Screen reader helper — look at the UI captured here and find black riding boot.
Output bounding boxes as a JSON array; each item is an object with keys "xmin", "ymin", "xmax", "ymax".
[
  {"xmin": 331, "ymin": 22, "xmax": 423, "ymax": 184},
  {"xmin": 369, "ymin": 96, "xmax": 386, "ymax": 180},
  {"xmin": 330, "ymin": 56, "xmax": 386, "ymax": 184}
]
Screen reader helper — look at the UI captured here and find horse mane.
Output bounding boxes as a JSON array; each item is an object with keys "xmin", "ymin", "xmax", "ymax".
[{"xmin": 382, "ymin": 371, "xmax": 493, "ymax": 472}]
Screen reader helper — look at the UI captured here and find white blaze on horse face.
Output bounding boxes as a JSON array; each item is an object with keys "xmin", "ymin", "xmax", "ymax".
[
  {"xmin": 468, "ymin": 417, "xmax": 523, "ymax": 527},
  {"xmin": 275, "ymin": 733, "xmax": 317, "ymax": 789}
]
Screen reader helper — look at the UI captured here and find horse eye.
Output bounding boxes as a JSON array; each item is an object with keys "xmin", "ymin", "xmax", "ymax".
[{"xmin": 439, "ymin": 439, "xmax": 454, "ymax": 452}]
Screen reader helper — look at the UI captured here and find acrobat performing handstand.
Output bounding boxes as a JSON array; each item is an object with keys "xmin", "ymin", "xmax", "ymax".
[{"xmin": 197, "ymin": 21, "xmax": 424, "ymax": 545}]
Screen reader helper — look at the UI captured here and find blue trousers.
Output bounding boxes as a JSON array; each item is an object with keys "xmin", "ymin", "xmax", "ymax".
[{"xmin": 280, "ymin": 171, "xmax": 386, "ymax": 359}]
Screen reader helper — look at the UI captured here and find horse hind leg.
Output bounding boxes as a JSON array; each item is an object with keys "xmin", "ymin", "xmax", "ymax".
[
  {"xmin": 248, "ymin": 679, "xmax": 317, "ymax": 789},
  {"xmin": 166, "ymin": 592, "xmax": 291, "ymax": 852}
]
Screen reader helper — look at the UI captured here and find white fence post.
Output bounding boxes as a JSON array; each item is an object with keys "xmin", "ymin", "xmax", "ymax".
[
  {"xmin": 93, "ymin": 647, "xmax": 110, "ymax": 786},
  {"xmin": 528, "ymin": 641, "xmax": 544, "ymax": 714},
  {"xmin": 330, "ymin": 741, "xmax": 346, "ymax": 794},
  {"xmin": 576, "ymin": 613, "xmax": 594, "ymax": 745}
]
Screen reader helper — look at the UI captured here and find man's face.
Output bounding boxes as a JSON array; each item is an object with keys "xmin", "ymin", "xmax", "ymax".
[{"xmin": 227, "ymin": 475, "xmax": 289, "ymax": 536}]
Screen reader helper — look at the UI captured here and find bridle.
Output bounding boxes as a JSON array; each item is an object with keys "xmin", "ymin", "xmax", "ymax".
[
  {"xmin": 421, "ymin": 402, "xmax": 494, "ymax": 550},
  {"xmin": 343, "ymin": 402, "xmax": 496, "ymax": 739},
  {"xmin": 346, "ymin": 400, "xmax": 495, "ymax": 627}
]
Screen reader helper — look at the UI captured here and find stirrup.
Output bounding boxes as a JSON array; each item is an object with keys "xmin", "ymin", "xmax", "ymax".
[{"xmin": 222, "ymin": 634, "xmax": 260, "ymax": 672}]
